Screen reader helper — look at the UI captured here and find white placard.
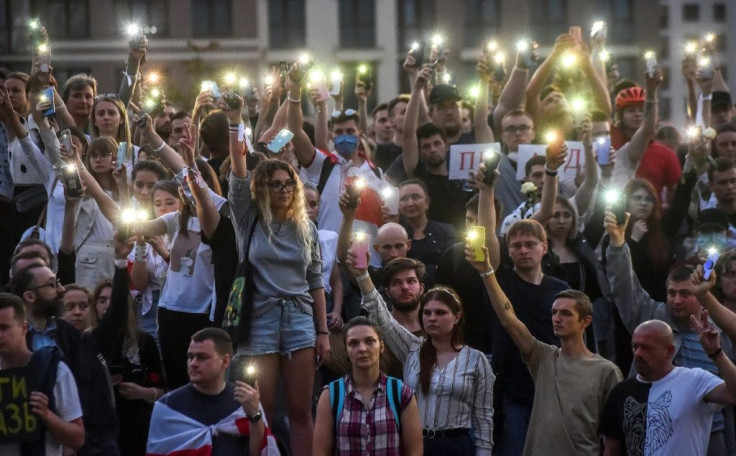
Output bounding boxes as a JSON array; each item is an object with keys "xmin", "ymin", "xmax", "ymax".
[
  {"xmin": 515, "ymin": 141, "xmax": 585, "ymax": 181},
  {"xmin": 448, "ymin": 143, "xmax": 501, "ymax": 180}
]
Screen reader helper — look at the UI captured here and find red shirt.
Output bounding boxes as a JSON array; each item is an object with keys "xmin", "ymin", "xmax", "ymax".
[{"xmin": 611, "ymin": 124, "xmax": 681, "ymax": 193}]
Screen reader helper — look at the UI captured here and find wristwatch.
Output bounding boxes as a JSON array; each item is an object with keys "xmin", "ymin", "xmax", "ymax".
[{"xmin": 248, "ymin": 411, "xmax": 262, "ymax": 423}]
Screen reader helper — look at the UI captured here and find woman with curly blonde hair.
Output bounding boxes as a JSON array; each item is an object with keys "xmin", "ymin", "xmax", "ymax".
[{"xmin": 229, "ymin": 157, "xmax": 329, "ymax": 456}]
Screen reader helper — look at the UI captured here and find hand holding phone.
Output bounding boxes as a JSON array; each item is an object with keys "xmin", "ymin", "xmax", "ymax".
[
  {"xmin": 266, "ymin": 129, "xmax": 294, "ymax": 154},
  {"xmin": 482, "ymin": 152, "xmax": 501, "ymax": 186},
  {"xmin": 346, "ymin": 177, "xmax": 365, "ymax": 209},
  {"xmin": 703, "ymin": 249, "xmax": 721, "ymax": 281},
  {"xmin": 116, "ymin": 142, "xmax": 128, "ymax": 171},
  {"xmin": 467, "ymin": 226, "xmax": 486, "ymax": 262},
  {"xmin": 62, "ymin": 164, "xmax": 83, "ymax": 199},
  {"xmin": 352, "ymin": 232, "xmax": 371, "ymax": 269},
  {"xmin": 595, "ymin": 136, "xmax": 612, "ymax": 165}
]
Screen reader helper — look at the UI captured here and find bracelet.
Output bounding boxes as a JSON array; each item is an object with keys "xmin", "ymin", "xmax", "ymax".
[
  {"xmin": 355, "ymin": 272, "xmax": 370, "ymax": 282},
  {"xmin": 479, "ymin": 268, "xmax": 495, "ymax": 278},
  {"xmin": 153, "ymin": 142, "xmax": 166, "ymax": 153},
  {"xmin": 544, "ymin": 167, "xmax": 558, "ymax": 176},
  {"xmin": 317, "ymin": 331, "xmax": 329, "ymax": 336},
  {"xmin": 288, "ymin": 96, "xmax": 301, "ymax": 103},
  {"xmin": 707, "ymin": 348, "xmax": 723, "ymax": 359},
  {"xmin": 700, "ymin": 94, "xmax": 713, "ymax": 102}
]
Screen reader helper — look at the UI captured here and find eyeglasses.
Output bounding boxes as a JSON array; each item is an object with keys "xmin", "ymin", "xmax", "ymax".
[
  {"xmin": 503, "ymin": 124, "xmax": 532, "ymax": 134},
  {"xmin": 89, "ymin": 151, "xmax": 112, "ymax": 160},
  {"xmin": 94, "ymin": 93, "xmax": 119, "ymax": 101},
  {"xmin": 630, "ymin": 195, "xmax": 655, "ymax": 204},
  {"xmin": 30, "ymin": 278, "xmax": 61, "ymax": 291},
  {"xmin": 331, "ymin": 109, "xmax": 357, "ymax": 118},
  {"xmin": 268, "ymin": 180, "xmax": 297, "ymax": 193}
]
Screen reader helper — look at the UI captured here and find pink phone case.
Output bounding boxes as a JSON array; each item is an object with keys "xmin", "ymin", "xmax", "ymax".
[{"xmin": 353, "ymin": 234, "xmax": 370, "ymax": 269}]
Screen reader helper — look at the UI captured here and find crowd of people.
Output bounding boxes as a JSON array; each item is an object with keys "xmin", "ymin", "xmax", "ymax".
[{"xmin": 4, "ymin": 16, "xmax": 736, "ymax": 456}]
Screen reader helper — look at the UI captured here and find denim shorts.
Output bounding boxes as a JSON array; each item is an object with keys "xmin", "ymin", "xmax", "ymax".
[{"xmin": 237, "ymin": 299, "xmax": 316, "ymax": 356}]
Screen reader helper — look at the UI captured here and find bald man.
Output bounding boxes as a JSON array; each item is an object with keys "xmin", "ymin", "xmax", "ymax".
[{"xmin": 600, "ymin": 319, "xmax": 736, "ymax": 456}]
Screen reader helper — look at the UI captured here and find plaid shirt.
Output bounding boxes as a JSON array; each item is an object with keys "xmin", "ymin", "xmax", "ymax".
[{"xmin": 332, "ymin": 373, "xmax": 413, "ymax": 455}]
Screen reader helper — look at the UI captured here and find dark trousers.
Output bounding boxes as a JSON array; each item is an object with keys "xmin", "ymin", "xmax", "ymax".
[
  {"xmin": 158, "ymin": 307, "xmax": 211, "ymax": 389},
  {"xmin": 424, "ymin": 433, "xmax": 475, "ymax": 455}
]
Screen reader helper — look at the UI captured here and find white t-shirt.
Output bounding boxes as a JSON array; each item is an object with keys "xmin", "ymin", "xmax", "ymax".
[
  {"xmin": 318, "ymin": 229, "xmax": 338, "ymax": 294},
  {"xmin": 0, "ymin": 361, "xmax": 83, "ymax": 456},
  {"xmin": 158, "ymin": 193, "xmax": 226, "ymax": 317}
]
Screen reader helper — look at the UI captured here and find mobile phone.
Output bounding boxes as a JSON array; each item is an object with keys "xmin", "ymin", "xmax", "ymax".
[
  {"xmin": 352, "ymin": 232, "xmax": 370, "ymax": 269},
  {"xmin": 314, "ymin": 81, "xmax": 330, "ymax": 103},
  {"xmin": 703, "ymin": 249, "xmax": 721, "ymax": 280},
  {"xmin": 136, "ymin": 98, "xmax": 160, "ymax": 127},
  {"xmin": 595, "ymin": 136, "xmax": 611, "ymax": 165},
  {"xmin": 698, "ymin": 57, "xmax": 715, "ymax": 80},
  {"xmin": 645, "ymin": 52, "xmax": 658, "ymax": 78},
  {"xmin": 201, "ymin": 80, "xmax": 220, "ymax": 98},
  {"xmin": 279, "ymin": 61, "xmax": 288, "ymax": 89},
  {"xmin": 41, "ymin": 87, "xmax": 55, "ymax": 117},
  {"xmin": 244, "ymin": 84, "xmax": 255, "ymax": 101},
  {"xmin": 516, "ymin": 40, "xmax": 539, "ymax": 69},
  {"xmin": 467, "ymin": 226, "xmax": 486, "ymax": 262},
  {"xmin": 569, "ymin": 26, "xmax": 582, "ymax": 43},
  {"xmin": 27, "ymin": 19, "xmax": 46, "ymax": 48},
  {"xmin": 483, "ymin": 151, "xmax": 501, "ymax": 185},
  {"xmin": 62, "ymin": 163, "xmax": 83, "ymax": 199},
  {"xmin": 60, "ymin": 129, "xmax": 73, "ymax": 155},
  {"xmin": 37, "ymin": 48, "xmax": 51, "ymax": 73},
  {"xmin": 266, "ymin": 129, "xmax": 294, "ymax": 154},
  {"xmin": 604, "ymin": 189, "xmax": 626, "ymax": 225},
  {"xmin": 346, "ymin": 177, "xmax": 364, "ymax": 209},
  {"xmin": 381, "ymin": 186, "xmax": 399, "ymax": 215},
  {"xmin": 591, "ymin": 21, "xmax": 607, "ymax": 41},
  {"xmin": 116, "ymin": 142, "xmax": 127, "ymax": 171},
  {"xmin": 491, "ymin": 55, "xmax": 505, "ymax": 82},
  {"xmin": 329, "ymin": 71, "xmax": 343, "ymax": 97},
  {"xmin": 242, "ymin": 364, "xmax": 257, "ymax": 387},
  {"xmin": 408, "ymin": 41, "xmax": 426, "ymax": 68},
  {"xmin": 357, "ymin": 65, "xmax": 373, "ymax": 92}
]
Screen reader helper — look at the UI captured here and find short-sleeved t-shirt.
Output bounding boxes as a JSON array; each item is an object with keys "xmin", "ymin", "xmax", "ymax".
[
  {"xmin": 1, "ymin": 361, "xmax": 82, "ymax": 456},
  {"xmin": 600, "ymin": 366, "xmax": 724, "ymax": 456}
]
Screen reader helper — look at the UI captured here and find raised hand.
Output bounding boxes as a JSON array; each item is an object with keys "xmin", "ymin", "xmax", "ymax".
[{"xmin": 692, "ymin": 309, "xmax": 721, "ymax": 356}]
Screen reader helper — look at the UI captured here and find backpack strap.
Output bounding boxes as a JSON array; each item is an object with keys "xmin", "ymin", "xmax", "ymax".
[
  {"xmin": 328, "ymin": 377, "xmax": 346, "ymax": 436},
  {"xmin": 316, "ymin": 157, "xmax": 337, "ymax": 195},
  {"xmin": 386, "ymin": 376, "xmax": 403, "ymax": 433}
]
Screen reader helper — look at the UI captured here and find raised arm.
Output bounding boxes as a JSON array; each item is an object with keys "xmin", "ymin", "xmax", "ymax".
[
  {"xmin": 474, "ymin": 165, "xmax": 500, "ymax": 269},
  {"xmin": 580, "ymin": 46, "xmax": 612, "ymax": 115},
  {"xmin": 492, "ymin": 53, "xmax": 530, "ymax": 131},
  {"xmin": 402, "ymin": 66, "xmax": 432, "ymax": 176},
  {"xmin": 692, "ymin": 266, "xmax": 736, "ymax": 344},
  {"xmin": 138, "ymin": 114, "xmax": 186, "ymax": 174},
  {"xmin": 336, "ymin": 190, "xmax": 358, "ymax": 265},
  {"xmin": 253, "ymin": 75, "xmax": 282, "ymax": 146},
  {"xmin": 532, "ymin": 139, "xmax": 566, "ymax": 224},
  {"xmin": 525, "ymin": 34, "xmax": 575, "ymax": 127},
  {"xmin": 467, "ymin": 245, "xmax": 537, "ymax": 359},
  {"xmin": 287, "ymin": 63, "xmax": 317, "ymax": 167},
  {"xmin": 117, "ymin": 37, "xmax": 148, "ymax": 107},
  {"xmin": 695, "ymin": 309, "xmax": 736, "ymax": 406},
  {"xmin": 180, "ymin": 123, "xmax": 220, "ymax": 239},
  {"xmin": 308, "ymin": 87, "xmax": 330, "ymax": 152},
  {"xmin": 571, "ymin": 119, "xmax": 600, "ymax": 215},
  {"xmin": 474, "ymin": 53, "xmax": 495, "ymax": 144},
  {"xmin": 355, "ymin": 80, "xmax": 370, "ymax": 134},
  {"xmin": 623, "ymin": 69, "xmax": 662, "ymax": 169}
]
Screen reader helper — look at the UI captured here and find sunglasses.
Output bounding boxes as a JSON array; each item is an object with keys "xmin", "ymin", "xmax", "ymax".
[{"xmin": 331, "ymin": 109, "xmax": 357, "ymax": 118}]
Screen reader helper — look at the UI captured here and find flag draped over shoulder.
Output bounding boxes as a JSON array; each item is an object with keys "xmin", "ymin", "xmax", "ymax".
[{"xmin": 146, "ymin": 401, "xmax": 280, "ymax": 456}]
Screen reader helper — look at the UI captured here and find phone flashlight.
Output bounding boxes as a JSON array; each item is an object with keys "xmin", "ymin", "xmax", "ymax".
[
  {"xmin": 352, "ymin": 232, "xmax": 370, "ymax": 269},
  {"xmin": 224, "ymin": 72, "xmax": 237, "ymax": 87},
  {"xmin": 591, "ymin": 21, "xmax": 606, "ymax": 38},
  {"xmin": 381, "ymin": 186, "xmax": 399, "ymax": 215},
  {"xmin": 347, "ymin": 177, "xmax": 365, "ymax": 209},
  {"xmin": 604, "ymin": 189, "xmax": 626, "ymax": 224},
  {"xmin": 483, "ymin": 150, "xmax": 501, "ymax": 186},
  {"xmin": 545, "ymin": 131, "xmax": 559, "ymax": 144},
  {"xmin": 561, "ymin": 52, "xmax": 577, "ymax": 68},
  {"xmin": 704, "ymin": 248, "xmax": 720, "ymax": 280},
  {"xmin": 467, "ymin": 226, "xmax": 486, "ymax": 262},
  {"xmin": 243, "ymin": 364, "xmax": 257, "ymax": 386},
  {"xmin": 644, "ymin": 51, "xmax": 657, "ymax": 77}
]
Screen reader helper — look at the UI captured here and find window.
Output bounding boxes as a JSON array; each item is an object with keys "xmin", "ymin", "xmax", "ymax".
[
  {"xmin": 595, "ymin": 0, "xmax": 633, "ymax": 43},
  {"xmin": 0, "ymin": 0, "xmax": 10, "ymax": 53},
  {"xmin": 268, "ymin": 0, "xmax": 305, "ymax": 49},
  {"xmin": 682, "ymin": 3, "xmax": 700, "ymax": 22},
  {"xmin": 463, "ymin": 0, "xmax": 499, "ymax": 47},
  {"xmin": 339, "ymin": 0, "xmax": 375, "ymax": 48},
  {"xmin": 714, "ymin": 3, "xmax": 726, "ymax": 22},
  {"xmin": 529, "ymin": 0, "xmax": 567, "ymax": 44},
  {"xmin": 115, "ymin": 1, "xmax": 168, "ymax": 36},
  {"xmin": 32, "ymin": 0, "xmax": 89, "ymax": 39},
  {"xmin": 191, "ymin": 0, "xmax": 231, "ymax": 37},
  {"xmin": 398, "ymin": 0, "xmax": 434, "ymax": 52}
]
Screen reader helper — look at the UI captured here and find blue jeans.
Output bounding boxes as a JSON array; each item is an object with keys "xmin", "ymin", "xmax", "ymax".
[{"xmin": 493, "ymin": 399, "xmax": 531, "ymax": 456}]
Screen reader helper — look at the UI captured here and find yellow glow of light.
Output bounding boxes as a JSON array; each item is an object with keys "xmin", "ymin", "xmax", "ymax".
[
  {"xmin": 38, "ymin": 94, "xmax": 48, "ymax": 103},
  {"xmin": 487, "ymin": 40, "xmax": 498, "ymax": 53},
  {"xmin": 705, "ymin": 33, "xmax": 716, "ymax": 43},
  {"xmin": 200, "ymin": 81, "xmax": 212, "ymax": 92},
  {"xmin": 493, "ymin": 52, "xmax": 505, "ymax": 65},
  {"xmin": 687, "ymin": 126, "xmax": 700, "ymax": 138},
  {"xmin": 64, "ymin": 164, "xmax": 76, "ymax": 173},
  {"xmin": 244, "ymin": 365, "xmax": 256, "ymax": 377},
  {"xmin": 604, "ymin": 189, "xmax": 620, "ymax": 205},
  {"xmin": 126, "ymin": 23, "xmax": 141, "ymax": 37},
  {"xmin": 147, "ymin": 72, "xmax": 160, "ymax": 84},
  {"xmin": 239, "ymin": 77, "xmax": 249, "ymax": 88},
  {"xmin": 467, "ymin": 230, "xmax": 478, "ymax": 241},
  {"xmin": 644, "ymin": 50, "xmax": 656, "ymax": 61},
  {"xmin": 150, "ymin": 88, "xmax": 161, "ymax": 98},
  {"xmin": 144, "ymin": 98, "xmax": 155, "ymax": 109},
  {"xmin": 545, "ymin": 131, "xmax": 558, "ymax": 144},
  {"xmin": 298, "ymin": 53, "xmax": 310, "ymax": 65},
  {"xmin": 442, "ymin": 73, "xmax": 451, "ymax": 84},
  {"xmin": 224, "ymin": 72, "xmax": 237, "ymax": 86},
  {"xmin": 571, "ymin": 97, "xmax": 587, "ymax": 113},
  {"xmin": 596, "ymin": 137, "xmax": 606, "ymax": 146},
  {"xmin": 431, "ymin": 34, "xmax": 444, "ymax": 47},
  {"xmin": 309, "ymin": 69, "xmax": 325, "ymax": 83},
  {"xmin": 121, "ymin": 208, "xmax": 137, "ymax": 223},
  {"xmin": 410, "ymin": 41, "xmax": 420, "ymax": 51},
  {"xmin": 684, "ymin": 41, "xmax": 698, "ymax": 55},
  {"xmin": 355, "ymin": 231, "xmax": 367, "ymax": 241},
  {"xmin": 484, "ymin": 150, "xmax": 496, "ymax": 160},
  {"xmin": 37, "ymin": 43, "xmax": 48, "ymax": 53},
  {"xmin": 591, "ymin": 21, "xmax": 605, "ymax": 35},
  {"xmin": 264, "ymin": 75, "xmax": 274, "ymax": 86},
  {"xmin": 381, "ymin": 187, "xmax": 393, "ymax": 198},
  {"xmin": 708, "ymin": 247, "xmax": 718, "ymax": 256},
  {"xmin": 699, "ymin": 57, "xmax": 711, "ymax": 68},
  {"xmin": 599, "ymin": 50, "xmax": 610, "ymax": 62},
  {"xmin": 468, "ymin": 85, "xmax": 480, "ymax": 99},
  {"xmin": 28, "ymin": 19, "xmax": 40, "ymax": 30},
  {"xmin": 330, "ymin": 70, "xmax": 343, "ymax": 81},
  {"xmin": 561, "ymin": 52, "xmax": 576, "ymax": 68},
  {"xmin": 353, "ymin": 178, "xmax": 366, "ymax": 189},
  {"xmin": 357, "ymin": 64, "xmax": 368, "ymax": 75}
]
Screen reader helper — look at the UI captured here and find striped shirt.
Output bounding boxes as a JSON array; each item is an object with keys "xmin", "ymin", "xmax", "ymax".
[
  {"xmin": 330, "ymin": 373, "xmax": 414, "ymax": 455},
  {"xmin": 362, "ymin": 288, "xmax": 495, "ymax": 455}
]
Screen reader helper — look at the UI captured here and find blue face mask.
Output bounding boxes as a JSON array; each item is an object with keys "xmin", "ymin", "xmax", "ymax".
[{"xmin": 334, "ymin": 134, "xmax": 358, "ymax": 158}]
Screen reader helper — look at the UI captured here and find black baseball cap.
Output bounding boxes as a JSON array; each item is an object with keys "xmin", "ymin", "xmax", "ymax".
[
  {"xmin": 712, "ymin": 91, "xmax": 732, "ymax": 111},
  {"xmin": 428, "ymin": 84, "xmax": 461, "ymax": 105}
]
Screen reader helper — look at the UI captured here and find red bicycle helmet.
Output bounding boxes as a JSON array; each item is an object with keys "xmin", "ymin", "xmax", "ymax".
[{"xmin": 615, "ymin": 86, "xmax": 646, "ymax": 111}]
